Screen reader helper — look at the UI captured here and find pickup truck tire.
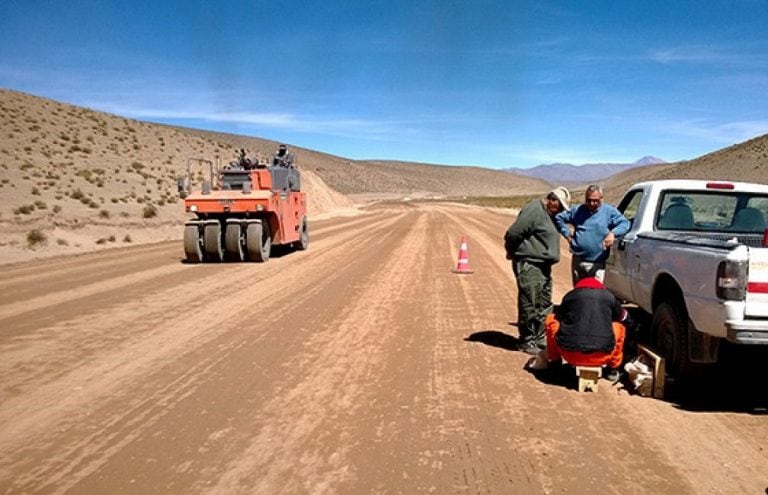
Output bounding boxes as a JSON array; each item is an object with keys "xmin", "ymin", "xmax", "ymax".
[{"xmin": 652, "ymin": 302, "xmax": 700, "ymax": 377}]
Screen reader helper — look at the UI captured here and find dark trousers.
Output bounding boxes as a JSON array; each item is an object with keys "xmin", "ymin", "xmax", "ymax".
[{"xmin": 513, "ymin": 260, "xmax": 553, "ymax": 347}]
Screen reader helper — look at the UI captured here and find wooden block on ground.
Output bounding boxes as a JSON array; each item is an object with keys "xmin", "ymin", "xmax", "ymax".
[
  {"xmin": 575, "ymin": 366, "xmax": 601, "ymax": 392},
  {"xmin": 637, "ymin": 345, "xmax": 665, "ymax": 399}
]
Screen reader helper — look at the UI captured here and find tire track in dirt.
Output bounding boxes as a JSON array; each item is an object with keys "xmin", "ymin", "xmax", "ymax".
[
  {"xmin": 450, "ymin": 204, "xmax": 767, "ymax": 493},
  {"xmin": 0, "ymin": 211, "xmax": 408, "ymax": 494},
  {"xmin": 0, "ymin": 210, "xmax": 407, "ymax": 418},
  {"xmin": 615, "ymin": 393, "xmax": 768, "ymax": 494},
  {"xmin": 0, "ymin": 210, "xmax": 388, "ymax": 338},
  {"xmin": 200, "ymin": 210, "xmax": 435, "ymax": 493},
  {"xmin": 0, "ymin": 242, "xmax": 178, "ymax": 297},
  {"xmin": 382, "ymin": 204, "xmax": 688, "ymax": 493},
  {"xmin": 1, "ymin": 203, "xmax": 766, "ymax": 493}
]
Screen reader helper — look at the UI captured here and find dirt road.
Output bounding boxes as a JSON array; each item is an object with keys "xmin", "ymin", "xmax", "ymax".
[{"xmin": 1, "ymin": 203, "xmax": 766, "ymax": 494}]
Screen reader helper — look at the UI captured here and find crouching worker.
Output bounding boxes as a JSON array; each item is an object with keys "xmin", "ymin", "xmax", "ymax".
[{"xmin": 544, "ymin": 276, "xmax": 631, "ymax": 381}]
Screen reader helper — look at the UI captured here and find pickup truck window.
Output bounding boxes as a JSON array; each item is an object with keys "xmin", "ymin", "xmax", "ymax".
[
  {"xmin": 617, "ymin": 189, "xmax": 643, "ymax": 229},
  {"xmin": 656, "ymin": 191, "xmax": 768, "ymax": 233},
  {"xmin": 746, "ymin": 197, "xmax": 768, "ymax": 226}
]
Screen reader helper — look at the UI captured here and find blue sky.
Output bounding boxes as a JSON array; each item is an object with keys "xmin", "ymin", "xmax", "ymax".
[{"xmin": 2, "ymin": 1, "xmax": 767, "ymax": 169}]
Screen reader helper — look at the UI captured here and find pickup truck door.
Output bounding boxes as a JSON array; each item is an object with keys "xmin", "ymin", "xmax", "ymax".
[{"xmin": 606, "ymin": 189, "xmax": 644, "ymax": 301}]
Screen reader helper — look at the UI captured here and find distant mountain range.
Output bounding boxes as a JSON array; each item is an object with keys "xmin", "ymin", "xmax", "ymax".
[{"xmin": 505, "ymin": 156, "xmax": 667, "ymax": 185}]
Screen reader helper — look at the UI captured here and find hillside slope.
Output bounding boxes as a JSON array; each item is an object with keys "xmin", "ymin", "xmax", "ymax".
[
  {"xmin": 181, "ymin": 130, "xmax": 552, "ymax": 198},
  {"xmin": 602, "ymin": 134, "xmax": 768, "ymax": 201},
  {"xmin": 0, "ymin": 88, "xmax": 548, "ymax": 262},
  {"xmin": 506, "ymin": 156, "xmax": 666, "ymax": 185},
  {"xmin": 3, "ymin": 87, "xmax": 765, "ymax": 262},
  {"xmin": 0, "ymin": 89, "xmax": 355, "ymax": 261}
]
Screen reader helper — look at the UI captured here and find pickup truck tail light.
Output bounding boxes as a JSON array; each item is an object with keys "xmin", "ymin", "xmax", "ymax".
[
  {"xmin": 717, "ymin": 260, "xmax": 747, "ymax": 300},
  {"xmin": 763, "ymin": 228, "xmax": 768, "ymax": 247}
]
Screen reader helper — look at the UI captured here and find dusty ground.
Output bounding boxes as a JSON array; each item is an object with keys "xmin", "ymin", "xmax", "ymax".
[{"xmin": 1, "ymin": 203, "xmax": 767, "ymax": 494}]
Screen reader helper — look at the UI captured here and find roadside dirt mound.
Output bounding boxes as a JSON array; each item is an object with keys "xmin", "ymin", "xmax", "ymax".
[{"xmin": 302, "ymin": 169, "xmax": 355, "ymax": 216}]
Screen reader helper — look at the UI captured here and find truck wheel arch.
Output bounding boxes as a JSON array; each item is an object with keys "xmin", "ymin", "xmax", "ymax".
[
  {"xmin": 651, "ymin": 273, "xmax": 717, "ymax": 376},
  {"xmin": 652, "ymin": 273, "xmax": 685, "ymax": 312}
]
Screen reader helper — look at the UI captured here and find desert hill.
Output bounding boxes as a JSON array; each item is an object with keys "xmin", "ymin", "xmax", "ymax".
[
  {"xmin": 601, "ymin": 133, "xmax": 768, "ymax": 201},
  {"xmin": 505, "ymin": 156, "xmax": 666, "ymax": 185},
  {"xmin": 178, "ymin": 128, "xmax": 552, "ymax": 199},
  {"xmin": 0, "ymin": 88, "xmax": 549, "ymax": 263},
  {"xmin": 0, "ymin": 89, "xmax": 354, "ymax": 262}
]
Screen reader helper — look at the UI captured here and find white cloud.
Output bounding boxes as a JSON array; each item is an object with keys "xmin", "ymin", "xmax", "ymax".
[
  {"xmin": 648, "ymin": 44, "xmax": 768, "ymax": 68},
  {"xmin": 99, "ymin": 102, "xmax": 428, "ymax": 142},
  {"xmin": 662, "ymin": 118, "xmax": 768, "ymax": 144},
  {"xmin": 118, "ymin": 107, "xmax": 297, "ymax": 127}
]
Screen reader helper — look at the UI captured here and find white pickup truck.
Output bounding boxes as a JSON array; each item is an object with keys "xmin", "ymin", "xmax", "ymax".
[{"xmin": 605, "ymin": 179, "xmax": 768, "ymax": 375}]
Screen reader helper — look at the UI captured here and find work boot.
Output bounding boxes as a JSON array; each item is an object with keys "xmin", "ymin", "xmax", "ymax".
[
  {"xmin": 518, "ymin": 342, "xmax": 543, "ymax": 356},
  {"xmin": 604, "ymin": 367, "xmax": 621, "ymax": 383}
]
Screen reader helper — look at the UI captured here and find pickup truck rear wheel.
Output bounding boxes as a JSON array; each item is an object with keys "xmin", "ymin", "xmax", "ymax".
[{"xmin": 652, "ymin": 302, "xmax": 696, "ymax": 377}]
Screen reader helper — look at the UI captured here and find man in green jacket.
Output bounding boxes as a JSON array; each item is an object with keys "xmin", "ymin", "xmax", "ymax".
[{"xmin": 504, "ymin": 186, "xmax": 571, "ymax": 354}]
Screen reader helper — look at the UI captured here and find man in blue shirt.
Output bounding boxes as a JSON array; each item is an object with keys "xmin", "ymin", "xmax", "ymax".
[{"xmin": 555, "ymin": 184, "xmax": 630, "ymax": 285}]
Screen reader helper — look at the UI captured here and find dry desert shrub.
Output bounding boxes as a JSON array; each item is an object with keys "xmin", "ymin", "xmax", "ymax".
[
  {"xmin": 26, "ymin": 229, "xmax": 47, "ymax": 248},
  {"xmin": 69, "ymin": 145, "xmax": 92, "ymax": 154},
  {"xmin": 14, "ymin": 204, "xmax": 35, "ymax": 215},
  {"xmin": 142, "ymin": 204, "xmax": 158, "ymax": 218}
]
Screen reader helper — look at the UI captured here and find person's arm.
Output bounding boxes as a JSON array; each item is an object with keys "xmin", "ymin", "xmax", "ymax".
[
  {"xmin": 609, "ymin": 206, "xmax": 631, "ymax": 237},
  {"xmin": 554, "ymin": 208, "xmax": 573, "ymax": 240},
  {"xmin": 553, "ymin": 302, "xmax": 564, "ymax": 321},
  {"xmin": 610, "ymin": 294, "xmax": 627, "ymax": 321},
  {"xmin": 602, "ymin": 206, "xmax": 630, "ymax": 248},
  {"xmin": 504, "ymin": 211, "xmax": 533, "ymax": 259}
]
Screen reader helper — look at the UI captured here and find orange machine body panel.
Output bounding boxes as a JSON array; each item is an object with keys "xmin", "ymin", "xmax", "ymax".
[{"xmin": 184, "ymin": 167, "xmax": 307, "ymax": 245}]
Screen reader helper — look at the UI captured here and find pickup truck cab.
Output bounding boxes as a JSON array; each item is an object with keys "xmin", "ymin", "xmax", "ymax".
[{"xmin": 605, "ymin": 179, "xmax": 768, "ymax": 375}]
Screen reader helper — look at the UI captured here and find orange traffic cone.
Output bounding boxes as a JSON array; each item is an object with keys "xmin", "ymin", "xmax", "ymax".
[{"xmin": 451, "ymin": 235, "xmax": 474, "ymax": 274}]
